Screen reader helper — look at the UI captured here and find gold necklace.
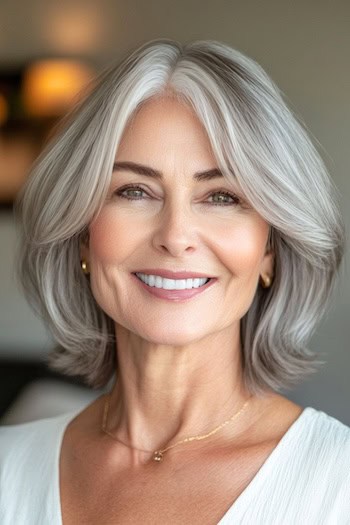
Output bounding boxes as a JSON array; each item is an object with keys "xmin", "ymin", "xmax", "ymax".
[{"xmin": 101, "ymin": 392, "xmax": 252, "ymax": 463}]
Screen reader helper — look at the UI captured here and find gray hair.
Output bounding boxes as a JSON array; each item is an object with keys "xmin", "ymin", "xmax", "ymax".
[{"xmin": 14, "ymin": 38, "xmax": 345, "ymax": 395}]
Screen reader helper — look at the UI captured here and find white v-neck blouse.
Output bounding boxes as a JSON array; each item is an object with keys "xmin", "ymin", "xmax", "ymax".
[{"xmin": 0, "ymin": 405, "xmax": 349, "ymax": 524}]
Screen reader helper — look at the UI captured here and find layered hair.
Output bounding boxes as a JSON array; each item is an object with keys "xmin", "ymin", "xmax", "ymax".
[{"xmin": 15, "ymin": 39, "xmax": 345, "ymax": 395}]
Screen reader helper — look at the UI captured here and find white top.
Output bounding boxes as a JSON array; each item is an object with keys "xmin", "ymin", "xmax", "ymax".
[{"xmin": 0, "ymin": 405, "xmax": 349, "ymax": 525}]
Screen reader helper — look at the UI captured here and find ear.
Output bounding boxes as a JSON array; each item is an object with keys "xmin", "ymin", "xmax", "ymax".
[
  {"xmin": 260, "ymin": 227, "xmax": 275, "ymax": 277},
  {"xmin": 261, "ymin": 250, "xmax": 275, "ymax": 278},
  {"xmin": 79, "ymin": 229, "xmax": 90, "ymax": 263}
]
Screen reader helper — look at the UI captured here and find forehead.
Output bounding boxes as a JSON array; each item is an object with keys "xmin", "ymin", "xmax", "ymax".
[{"xmin": 115, "ymin": 97, "xmax": 216, "ymax": 166}]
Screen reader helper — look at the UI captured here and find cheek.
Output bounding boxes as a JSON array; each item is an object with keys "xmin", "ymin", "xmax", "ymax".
[
  {"xmin": 88, "ymin": 209, "xmax": 135, "ymax": 264},
  {"xmin": 87, "ymin": 210, "xmax": 138, "ymax": 319},
  {"xmin": 215, "ymin": 218, "xmax": 268, "ymax": 275}
]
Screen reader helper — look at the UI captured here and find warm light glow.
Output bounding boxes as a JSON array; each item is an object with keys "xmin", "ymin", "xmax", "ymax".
[
  {"xmin": 0, "ymin": 93, "xmax": 9, "ymax": 125},
  {"xmin": 22, "ymin": 59, "xmax": 95, "ymax": 117}
]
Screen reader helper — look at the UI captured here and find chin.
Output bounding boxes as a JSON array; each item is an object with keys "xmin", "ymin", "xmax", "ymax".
[{"xmin": 134, "ymin": 324, "xmax": 208, "ymax": 347}]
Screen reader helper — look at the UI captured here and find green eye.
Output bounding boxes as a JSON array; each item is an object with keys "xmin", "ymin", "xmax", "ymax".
[
  {"xmin": 115, "ymin": 185, "xmax": 147, "ymax": 200},
  {"xmin": 208, "ymin": 191, "xmax": 240, "ymax": 206}
]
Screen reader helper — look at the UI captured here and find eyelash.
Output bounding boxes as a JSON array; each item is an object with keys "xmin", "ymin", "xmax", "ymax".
[{"xmin": 113, "ymin": 184, "xmax": 242, "ymax": 207}]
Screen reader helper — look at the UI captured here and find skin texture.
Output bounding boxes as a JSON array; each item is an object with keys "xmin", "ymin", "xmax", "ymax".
[
  {"xmin": 60, "ymin": 96, "xmax": 304, "ymax": 524},
  {"xmin": 80, "ymin": 96, "xmax": 276, "ymax": 458}
]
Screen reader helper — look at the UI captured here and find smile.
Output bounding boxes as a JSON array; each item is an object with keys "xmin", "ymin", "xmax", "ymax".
[{"xmin": 135, "ymin": 272, "xmax": 211, "ymax": 290}]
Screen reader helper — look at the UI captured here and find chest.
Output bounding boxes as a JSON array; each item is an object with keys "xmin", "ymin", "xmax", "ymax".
[{"xmin": 59, "ymin": 439, "xmax": 278, "ymax": 525}]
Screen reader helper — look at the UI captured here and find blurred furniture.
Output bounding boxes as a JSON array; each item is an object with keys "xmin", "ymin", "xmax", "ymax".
[{"xmin": 0, "ymin": 358, "xmax": 108, "ymax": 425}]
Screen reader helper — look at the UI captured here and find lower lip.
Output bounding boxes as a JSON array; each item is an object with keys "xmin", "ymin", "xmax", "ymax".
[{"xmin": 131, "ymin": 274, "xmax": 217, "ymax": 301}]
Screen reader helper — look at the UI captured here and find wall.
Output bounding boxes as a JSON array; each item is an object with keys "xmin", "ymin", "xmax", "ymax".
[{"xmin": 0, "ymin": 0, "xmax": 349, "ymax": 423}]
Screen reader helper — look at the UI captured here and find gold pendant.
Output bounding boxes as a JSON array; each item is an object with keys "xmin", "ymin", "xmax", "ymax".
[{"xmin": 152, "ymin": 451, "xmax": 163, "ymax": 462}]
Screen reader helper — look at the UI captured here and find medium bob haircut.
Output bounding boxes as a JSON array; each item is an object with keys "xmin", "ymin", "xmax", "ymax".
[{"xmin": 15, "ymin": 38, "xmax": 345, "ymax": 395}]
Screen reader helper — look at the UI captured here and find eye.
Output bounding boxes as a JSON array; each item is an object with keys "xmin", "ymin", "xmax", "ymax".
[
  {"xmin": 114, "ymin": 184, "xmax": 149, "ymax": 200},
  {"xmin": 112, "ymin": 185, "xmax": 243, "ymax": 207},
  {"xmin": 206, "ymin": 190, "xmax": 241, "ymax": 206}
]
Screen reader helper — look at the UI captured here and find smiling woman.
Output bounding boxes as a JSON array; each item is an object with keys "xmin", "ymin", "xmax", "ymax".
[
  {"xmin": 81, "ymin": 96, "xmax": 274, "ymax": 355},
  {"xmin": 1, "ymin": 39, "xmax": 349, "ymax": 524}
]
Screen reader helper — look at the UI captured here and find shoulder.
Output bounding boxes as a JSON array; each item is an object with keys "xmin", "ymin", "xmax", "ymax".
[
  {"xmin": 300, "ymin": 406, "xmax": 350, "ymax": 451},
  {"xmin": 259, "ymin": 396, "xmax": 350, "ymax": 474},
  {"xmin": 0, "ymin": 408, "xmax": 83, "ymax": 461},
  {"xmin": 0, "ymin": 414, "xmax": 71, "ymax": 485},
  {"xmin": 258, "ymin": 405, "xmax": 350, "ymax": 516},
  {"xmin": 287, "ymin": 407, "xmax": 350, "ymax": 497},
  {"xmin": 0, "ymin": 412, "xmax": 79, "ymax": 525},
  {"xmin": 0, "ymin": 414, "xmax": 68, "ymax": 458}
]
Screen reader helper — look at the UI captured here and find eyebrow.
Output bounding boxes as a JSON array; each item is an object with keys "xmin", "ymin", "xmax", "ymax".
[{"xmin": 112, "ymin": 161, "xmax": 224, "ymax": 182}]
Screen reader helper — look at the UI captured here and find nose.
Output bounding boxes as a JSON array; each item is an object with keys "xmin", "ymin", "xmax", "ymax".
[{"xmin": 151, "ymin": 200, "xmax": 198, "ymax": 257}]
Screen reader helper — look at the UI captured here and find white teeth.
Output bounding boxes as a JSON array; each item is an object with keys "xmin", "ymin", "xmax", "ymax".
[{"xmin": 135, "ymin": 273, "xmax": 210, "ymax": 290}]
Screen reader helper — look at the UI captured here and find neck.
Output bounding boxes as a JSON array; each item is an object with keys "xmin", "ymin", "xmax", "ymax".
[{"xmin": 104, "ymin": 323, "xmax": 254, "ymax": 463}]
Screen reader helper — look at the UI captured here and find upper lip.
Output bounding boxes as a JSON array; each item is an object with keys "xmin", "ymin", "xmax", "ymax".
[{"xmin": 133, "ymin": 269, "xmax": 216, "ymax": 279}]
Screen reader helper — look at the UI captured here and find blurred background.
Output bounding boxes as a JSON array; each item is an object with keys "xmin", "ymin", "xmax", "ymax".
[{"xmin": 0, "ymin": 0, "xmax": 349, "ymax": 426}]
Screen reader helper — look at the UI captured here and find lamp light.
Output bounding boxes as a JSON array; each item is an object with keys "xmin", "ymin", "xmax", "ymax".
[{"xmin": 22, "ymin": 59, "xmax": 94, "ymax": 117}]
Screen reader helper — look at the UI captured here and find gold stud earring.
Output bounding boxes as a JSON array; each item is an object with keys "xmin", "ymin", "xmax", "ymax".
[
  {"xmin": 81, "ymin": 260, "xmax": 90, "ymax": 275},
  {"xmin": 260, "ymin": 274, "xmax": 272, "ymax": 288}
]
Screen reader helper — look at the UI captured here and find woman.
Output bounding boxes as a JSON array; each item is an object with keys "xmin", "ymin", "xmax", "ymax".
[{"xmin": 1, "ymin": 39, "xmax": 349, "ymax": 524}]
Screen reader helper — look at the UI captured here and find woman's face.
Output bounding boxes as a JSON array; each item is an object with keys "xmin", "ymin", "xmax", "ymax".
[{"xmin": 82, "ymin": 97, "xmax": 274, "ymax": 346}]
